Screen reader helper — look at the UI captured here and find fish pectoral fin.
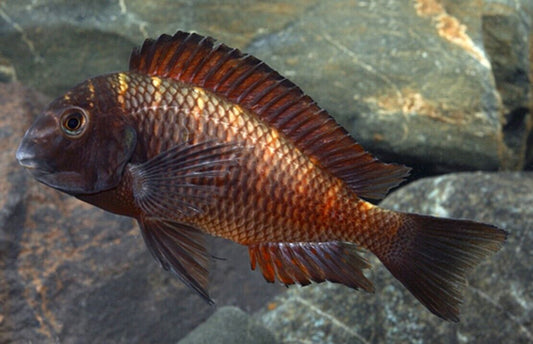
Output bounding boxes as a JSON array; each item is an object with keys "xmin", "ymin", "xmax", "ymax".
[
  {"xmin": 130, "ymin": 140, "xmax": 242, "ymax": 218},
  {"xmin": 139, "ymin": 217, "xmax": 213, "ymax": 304},
  {"xmin": 248, "ymin": 242, "xmax": 374, "ymax": 292}
]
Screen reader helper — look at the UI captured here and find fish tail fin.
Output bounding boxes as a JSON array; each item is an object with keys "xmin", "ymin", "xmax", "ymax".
[{"xmin": 375, "ymin": 213, "xmax": 507, "ymax": 322}]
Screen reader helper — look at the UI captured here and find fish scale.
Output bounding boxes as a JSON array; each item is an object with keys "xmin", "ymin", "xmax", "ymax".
[
  {"xmin": 119, "ymin": 72, "xmax": 376, "ymax": 244},
  {"xmin": 16, "ymin": 31, "xmax": 507, "ymax": 321}
]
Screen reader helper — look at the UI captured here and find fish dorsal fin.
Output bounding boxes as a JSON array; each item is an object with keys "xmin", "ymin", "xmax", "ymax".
[{"xmin": 129, "ymin": 31, "xmax": 410, "ymax": 199}]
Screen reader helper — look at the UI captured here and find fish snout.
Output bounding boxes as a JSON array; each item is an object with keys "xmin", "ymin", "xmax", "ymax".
[
  {"xmin": 16, "ymin": 112, "xmax": 60, "ymax": 170},
  {"xmin": 16, "ymin": 142, "xmax": 36, "ymax": 168},
  {"xmin": 16, "ymin": 135, "xmax": 53, "ymax": 173}
]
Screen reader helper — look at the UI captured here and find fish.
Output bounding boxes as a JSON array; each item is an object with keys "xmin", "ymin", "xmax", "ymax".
[{"xmin": 16, "ymin": 31, "xmax": 507, "ymax": 322}]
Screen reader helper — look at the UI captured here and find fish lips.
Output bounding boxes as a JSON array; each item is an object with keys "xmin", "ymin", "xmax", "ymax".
[
  {"xmin": 16, "ymin": 138, "xmax": 90, "ymax": 195},
  {"xmin": 16, "ymin": 136, "xmax": 51, "ymax": 173}
]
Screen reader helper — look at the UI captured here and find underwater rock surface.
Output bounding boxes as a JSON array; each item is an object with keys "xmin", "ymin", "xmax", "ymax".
[
  {"xmin": 178, "ymin": 306, "xmax": 279, "ymax": 344},
  {"xmin": 0, "ymin": 0, "xmax": 531, "ymax": 171},
  {"xmin": 256, "ymin": 172, "xmax": 533, "ymax": 344}
]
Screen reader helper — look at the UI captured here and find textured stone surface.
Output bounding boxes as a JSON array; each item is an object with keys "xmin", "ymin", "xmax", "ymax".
[
  {"xmin": 0, "ymin": 0, "xmax": 317, "ymax": 96},
  {"xmin": 246, "ymin": 0, "xmax": 510, "ymax": 171},
  {"xmin": 0, "ymin": 83, "xmax": 284, "ymax": 344},
  {"xmin": 178, "ymin": 306, "xmax": 279, "ymax": 344},
  {"xmin": 482, "ymin": 0, "xmax": 531, "ymax": 169},
  {"xmin": 0, "ymin": 0, "xmax": 530, "ymax": 171},
  {"xmin": 0, "ymin": 56, "xmax": 16, "ymax": 83},
  {"xmin": 257, "ymin": 172, "xmax": 532, "ymax": 344},
  {"xmin": 483, "ymin": 0, "xmax": 530, "ymax": 113}
]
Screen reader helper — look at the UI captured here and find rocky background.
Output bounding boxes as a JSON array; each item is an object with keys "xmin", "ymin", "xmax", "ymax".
[{"xmin": 0, "ymin": 0, "xmax": 531, "ymax": 343}]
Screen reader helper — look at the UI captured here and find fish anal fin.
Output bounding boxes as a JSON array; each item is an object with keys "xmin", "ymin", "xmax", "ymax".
[
  {"xmin": 129, "ymin": 31, "xmax": 410, "ymax": 200},
  {"xmin": 139, "ymin": 217, "xmax": 213, "ymax": 304},
  {"xmin": 248, "ymin": 242, "xmax": 374, "ymax": 293}
]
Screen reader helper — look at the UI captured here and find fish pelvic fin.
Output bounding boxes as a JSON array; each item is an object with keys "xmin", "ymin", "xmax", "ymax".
[
  {"xmin": 248, "ymin": 242, "xmax": 374, "ymax": 293},
  {"xmin": 139, "ymin": 217, "xmax": 214, "ymax": 304},
  {"xmin": 375, "ymin": 213, "xmax": 507, "ymax": 322}
]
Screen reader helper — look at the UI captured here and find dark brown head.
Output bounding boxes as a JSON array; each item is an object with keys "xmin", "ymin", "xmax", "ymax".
[{"xmin": 16, "ymin": 75, "xmax": 137, "ymax": 195}]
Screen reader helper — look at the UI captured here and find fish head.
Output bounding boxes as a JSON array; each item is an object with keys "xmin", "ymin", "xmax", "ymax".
[{"xmin": 16, "ymin": 78, "xmax": 137, "ymax": 195}]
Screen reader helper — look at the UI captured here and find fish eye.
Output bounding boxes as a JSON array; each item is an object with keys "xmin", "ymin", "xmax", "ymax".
[{"xmin": 60, "ymin": 108, "xmax": 88, "ymax": 137}]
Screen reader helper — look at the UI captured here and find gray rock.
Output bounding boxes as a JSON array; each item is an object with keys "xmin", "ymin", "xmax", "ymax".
[
  {"xmin": 0, "ymin": 0, "xmax": 316, "ymax": 96},
  {"xmin": 483, "ymin": 0, "xmax": 530, "ymax": 113},
  {"xmin": 246, "ymin": 0, "xmax": 516, "ymax": 171},
  {"xmin": 482, "ymin": 0, "xmax": 531, "ymax": 169},
  {"xmin": 0, "ymin": 56, "xmax": 16, "ymax": 83},
  {"xmin": 257, "ymin": 172, "xmax": 532, "ymax": 344},
  {"xmin": 178, "ymin": 306, "xmax": 279, "ymax": 344},
  {"xmin": 0, "ymin": 0, "xmax": 530, "ymax": 171}
]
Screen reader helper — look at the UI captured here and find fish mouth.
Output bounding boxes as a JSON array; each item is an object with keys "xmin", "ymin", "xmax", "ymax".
[
  {"xmin": 15, "ymin": 143, "xmax": 58, "ymax": 186},
  {"xmin": 16, "ymin": 144, "xmax": 51, "ymax": 171},
  {"xmin": 17, "ymin": 158, "xmax": 54, "ymax": 181},
  {"xmin": 16, "ymin": 157, "xmax": 84, "ymax": 194},
  {"xmin": 17, "ymin": 157, "xmax": 45, "ymax": 170},
  {"xmin": 16, "ymin": 144, "xmax": 92, "ymax": 195}
]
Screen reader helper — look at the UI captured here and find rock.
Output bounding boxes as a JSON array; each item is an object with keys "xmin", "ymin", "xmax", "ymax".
[
  {"xmin": 483, "ymin": 1, "xmax": 530, "ymax": 114},
  {"xmin": 245, "ymin": 0, "xmax": 520, "ymax": 171},
  {"xmin": 0, "ymin": 83, "xmax": 284, "ymax": 343},
  {"xmin": 0, "ymin": 56, "xmax": 17, "ymax": 83},
  {"xmin": 0, "ymin": 0, "xmax": 317, "ymax": 97},
  {"xmin": 482, "ymin": 0, "xmax": 531, "ymax": 170},
  {"xmin": 0, "ymin": 0, "xmax": 530, "ymax": 171},
  {"xmin": 0, "ymin": 83, "xmax": 45, "ymax": 233},
  {"xmin": 256, "ymin": 172, "xmax": 532, "ymax": 344},
  {"xmin": 178, "ymin": 306, "xmax": 279, "ymax": 344}
]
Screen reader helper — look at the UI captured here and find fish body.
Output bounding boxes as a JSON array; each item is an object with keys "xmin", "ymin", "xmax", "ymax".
[
  {"xmin": 76, "ymin": 72, "xmax": 392, "ymax": 246},
  {"xmin": 16, "ymin": 31, "xmax": 506, "ymax": 321}
]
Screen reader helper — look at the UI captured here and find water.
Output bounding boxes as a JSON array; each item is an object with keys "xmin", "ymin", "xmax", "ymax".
[{"xmin": 0, "ymin": 0, "xmax": 531, "ymax": 343}]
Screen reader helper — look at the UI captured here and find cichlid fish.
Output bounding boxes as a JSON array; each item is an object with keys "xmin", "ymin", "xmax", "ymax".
[{"xmin": 16, "ymin": 31, "xmax": 507, "ymax": 321}]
